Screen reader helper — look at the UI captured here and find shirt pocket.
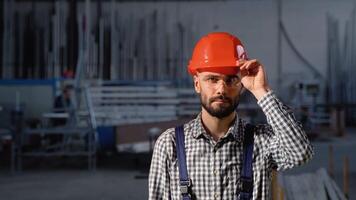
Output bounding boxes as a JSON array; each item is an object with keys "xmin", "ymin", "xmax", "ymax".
[{"xmin": 221, "ymin": 159, "xmax": 241, "ymax": 189}]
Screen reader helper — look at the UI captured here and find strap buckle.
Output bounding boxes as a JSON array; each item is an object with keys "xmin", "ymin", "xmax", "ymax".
[{"xmin": 180, "ymin": 179, "xmax": 191, "ymax": 195}]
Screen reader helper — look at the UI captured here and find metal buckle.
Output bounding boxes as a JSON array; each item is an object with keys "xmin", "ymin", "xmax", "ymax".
[
  {"xmin": 180, "ymin": 185, "xmax": 189, "ymax": 194},
  {"xmin": 180, "ymin": 179, "xmax": 191, "ymax": 195}
]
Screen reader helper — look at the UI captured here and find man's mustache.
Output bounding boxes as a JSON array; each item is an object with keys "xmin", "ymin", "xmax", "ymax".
[{"xmin": 209, "ymin": 95, "xmax": 232, "ymax": 104}]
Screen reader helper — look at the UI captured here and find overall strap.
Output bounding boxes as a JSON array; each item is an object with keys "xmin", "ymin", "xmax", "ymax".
[
  {"xmin": 175, "ymin": 125, "xmax": 191, "ymax": 200},
  {"xmin": 238, "ymin": 123, "xmax": 255, "ymax": 200}
]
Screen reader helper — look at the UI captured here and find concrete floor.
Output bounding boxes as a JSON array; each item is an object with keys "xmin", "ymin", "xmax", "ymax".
[
  {"xmin": 0, "ymin": 129, "xmax": 355, "ymax": 200},
  {"xmin": 0, "ymin": 153, "xmax": 150, "ymax": 200},
  {"xmin": 0, "ymin": 169, "xmax": 148, "ymax": 200}
]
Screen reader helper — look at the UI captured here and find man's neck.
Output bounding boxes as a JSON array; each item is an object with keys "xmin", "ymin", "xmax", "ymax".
[{"xmin": 201, "ymin": 109, "xmax": 236, "ymax": 142}]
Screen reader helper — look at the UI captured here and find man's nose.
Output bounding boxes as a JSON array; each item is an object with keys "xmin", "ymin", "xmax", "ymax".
[{"xmin": 216, "ymin": 80, "xmax": 228, "ymax": 95}]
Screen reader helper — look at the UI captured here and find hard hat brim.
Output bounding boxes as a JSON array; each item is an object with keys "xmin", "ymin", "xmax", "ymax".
[{"xmin": 192, "ymin": 66, "xmax": 240, "ymax": 75}]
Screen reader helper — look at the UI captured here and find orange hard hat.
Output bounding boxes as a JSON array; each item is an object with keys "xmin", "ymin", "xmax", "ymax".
[{"xmin": 188, "ymin": 32, "xmax": 248, "ymax": 75}]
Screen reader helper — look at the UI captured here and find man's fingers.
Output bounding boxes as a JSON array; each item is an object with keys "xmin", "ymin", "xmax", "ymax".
[
  {"xmin": 239, "ymin": 59, "xmax": 255, "ymax": 69},
  {"xmin": 240, "ymin": 69, "xmax": 249, "ymax": 76},
  {"xmin": 245, "ymin": 59, "xmax": 258, "ymax": 70},
  {"xmin": 239, "ymin": 59, "xmax": 259, "ymax": 72}
]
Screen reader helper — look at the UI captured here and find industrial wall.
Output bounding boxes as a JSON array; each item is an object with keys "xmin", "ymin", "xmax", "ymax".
[{"xmin": 2, "ymin": 0, "xmax": 356, "ymax": 104}]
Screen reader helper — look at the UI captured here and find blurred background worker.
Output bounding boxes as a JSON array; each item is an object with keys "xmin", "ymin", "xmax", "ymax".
[
  {"xmin": 148, "ymin": 32, "xmax": 314, "ymax": 200},
  {"xmin": 53, "ymin": 84, "xmax": 73, "ymax": 127}
]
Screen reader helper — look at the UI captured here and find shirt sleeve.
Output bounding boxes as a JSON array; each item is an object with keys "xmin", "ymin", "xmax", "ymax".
[
  {"xmin": 148, "ymin": 130, "xmax": 172, "ymax": 200},
  {"xmin": 255, "ymin": 91, "xmax": 314, "ymax": 171}
]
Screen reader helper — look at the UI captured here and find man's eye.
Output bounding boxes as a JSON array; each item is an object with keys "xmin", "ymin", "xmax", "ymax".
[
  {"xmin": 226, "ymin": 77, "xmax": 239, "ymax": 84},
  {"xmin": 225, "ymin": 78, "xmax": 232, "ymax": 84},
  {"xmin": 225, "ymin": 78, "xmax": 233, "ymax": 84},
  {"xmin": 207, "ymin": 77, "xmax": 218, "ymax": 82}
]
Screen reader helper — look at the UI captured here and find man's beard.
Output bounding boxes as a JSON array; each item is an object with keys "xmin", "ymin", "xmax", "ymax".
[{"xmin": 200, "ymin": 94, "xmax": 239, "ymax": 119}]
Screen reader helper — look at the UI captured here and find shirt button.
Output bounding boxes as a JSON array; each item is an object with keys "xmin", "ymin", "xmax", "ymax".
[
  {"xmin": 214, "ymin": 193, "xmax": 218, "ymax": 199},
  {"xmin": 213, "ymin": 169, "xmax": 217, "ymax": 175}
]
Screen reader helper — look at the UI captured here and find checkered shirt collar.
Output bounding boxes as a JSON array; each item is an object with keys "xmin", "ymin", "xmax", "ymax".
[{"xmin": 191, "ymin": 112, "xmax": 242, "ymax": 143}]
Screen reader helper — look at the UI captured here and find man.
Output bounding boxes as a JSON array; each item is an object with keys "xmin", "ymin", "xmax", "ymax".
[
  {"xmin": 52, "ymin": 84, "xmax": 73, "ymax": 126},
  {"xmin": 149, "ymin": 32, "xmax": 313, "ymax": 200}
]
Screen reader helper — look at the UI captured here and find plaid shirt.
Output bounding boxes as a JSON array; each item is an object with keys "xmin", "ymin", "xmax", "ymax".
[{"xmin": 148, "ymin": 91, "xmax": 314, "ymax": 200}]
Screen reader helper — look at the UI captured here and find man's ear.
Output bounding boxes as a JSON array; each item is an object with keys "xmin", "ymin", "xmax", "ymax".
[{"xmin": 193, "ymin": 75, "xmax": 201, "ymax": 94}]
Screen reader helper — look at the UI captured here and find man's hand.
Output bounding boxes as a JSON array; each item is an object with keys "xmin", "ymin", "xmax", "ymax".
[{"xmin": 238, "ymin": 59, "xmax": 270, "ymax": 101}]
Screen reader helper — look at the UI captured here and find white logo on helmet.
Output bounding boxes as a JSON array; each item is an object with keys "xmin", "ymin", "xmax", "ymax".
[{"xmin": 236, "ymin": 45, "xmax": 247, "ymax": 59}]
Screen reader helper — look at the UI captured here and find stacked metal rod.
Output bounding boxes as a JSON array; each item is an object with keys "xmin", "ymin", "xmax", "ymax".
[
  {"xmin": 2, "ymin": 0, "xmax": 15, "ymax": 78},
  {"xmin": 327, "ymin": 5, "xmax": 356, "ymax": 124},
  {"xmin": 1, "ymin": 1, "xmax": 197, "ymax": 88}
]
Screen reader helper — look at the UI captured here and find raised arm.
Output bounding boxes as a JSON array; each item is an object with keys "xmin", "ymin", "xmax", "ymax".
[
  {"xmin": 239, "ymin": 59, "xmax": 313, "ymax": 170},
  {"xmin": 256, "ymin": 91, "xmax": 314, "ymax": 170}
]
